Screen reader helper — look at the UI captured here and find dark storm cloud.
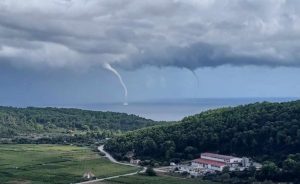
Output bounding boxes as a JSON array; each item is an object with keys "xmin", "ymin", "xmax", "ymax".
[
  {"xmin": 0, "ymin": 0, "xmax": 300, "ymax": 70},
  {"xmin": 122, "ymin": 42, "xmax": 287, "ymax": 70}
]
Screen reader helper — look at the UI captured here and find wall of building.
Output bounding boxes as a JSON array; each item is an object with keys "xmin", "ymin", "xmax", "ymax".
[
  {"xmin": 229, "ymin": 158, "xmax": 242, "ymax": 163},
  {"xmin": 191, "ymin": 162, "xmax": 224, "ymax": 172}
]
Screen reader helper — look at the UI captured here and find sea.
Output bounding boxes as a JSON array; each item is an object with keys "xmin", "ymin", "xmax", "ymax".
[{"xmin": 72, "ymin": 97, "xmax": 298, "ymax": 121}]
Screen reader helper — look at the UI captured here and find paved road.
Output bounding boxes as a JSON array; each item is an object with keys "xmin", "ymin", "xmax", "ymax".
[
  {"xmin": 75, "ymin": 145, "xmax": 145, "ymax": 184},
  {"xmin": 76, "ymin": 170, "xmax": 141, "ymax": 184},
  {"xmin": 98, "ymin": 145, "xmax": 138, "ymax": 167}
]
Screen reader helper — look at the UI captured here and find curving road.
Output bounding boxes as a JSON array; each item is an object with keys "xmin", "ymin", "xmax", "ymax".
[
  {"xmin": 98, "ymin": 145, "xmax": 137, "ymax": 167},
  {"xmin": 75, "ymin": 145, "xmax": 145, "ymax": 184},
  {"xmin": 98, "ymin": 145, "xmax": 165, "ymax": 173}
]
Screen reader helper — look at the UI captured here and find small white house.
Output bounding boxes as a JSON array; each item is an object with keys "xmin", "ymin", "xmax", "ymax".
[
  {"xmin": 130, "ymin": 159, "xmax": 141, "ymax": 165},
  {"xmin": 170, "ymin": 162, "xmax": 176, "ymax": 166},
  {"xmin": 83, "ymin": 171, "xmax": 95, "ymax": 180}
]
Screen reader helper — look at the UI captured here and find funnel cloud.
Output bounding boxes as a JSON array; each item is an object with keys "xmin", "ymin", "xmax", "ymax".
[{"xmin": 103, "ymin": 63, "xmax": 128, "ymax": 105}]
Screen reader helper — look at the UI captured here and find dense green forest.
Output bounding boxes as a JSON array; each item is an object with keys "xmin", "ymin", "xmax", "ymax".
[
  {"xmin": 105, "ymin": 100, "xmax": 300, "ymax": 163},
  {"xmin": 105, "ymin": 100, "xmax": 300, "ymax": 182},
  {"xmin": 0, "ymin": 106, "xmax": 157, "ymax": 138}
]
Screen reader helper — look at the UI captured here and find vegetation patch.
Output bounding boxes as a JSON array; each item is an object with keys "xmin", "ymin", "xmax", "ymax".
[{"xmin": 0, "ymin": 144, "xmax": 138, "ymax": 184}]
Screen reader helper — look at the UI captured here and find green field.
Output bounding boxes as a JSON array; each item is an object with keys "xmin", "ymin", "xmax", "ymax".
[
  {"xmin": 102, "ymin": 175, "xmax": 218, "ymax": 184},
  {"xmin": 0, "ymin": 144, "xmax": 138, "ymax": 184}
]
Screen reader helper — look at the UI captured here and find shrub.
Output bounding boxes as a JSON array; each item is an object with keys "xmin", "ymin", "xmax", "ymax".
[{"xmin": 145, "ymin": 167, "xmax": 157, "ymax": 176}]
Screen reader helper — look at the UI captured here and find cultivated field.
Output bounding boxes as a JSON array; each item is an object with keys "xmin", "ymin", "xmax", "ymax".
[
  {"xmin": 0, "ymin": 144, "xmax": 138, "ymax": 184},
  {"xmin": 102, "ymin": 175, "xmax": 218, "ymax": 184}
]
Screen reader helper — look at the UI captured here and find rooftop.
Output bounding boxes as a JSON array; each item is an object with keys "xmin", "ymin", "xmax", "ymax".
[
  {"xmin": 193, "ymin": 158, "xmax": 226, "ymax": 167},
  {"xmin": 201, "ymin": 152, "xmax": 236, "ymax": 160}
]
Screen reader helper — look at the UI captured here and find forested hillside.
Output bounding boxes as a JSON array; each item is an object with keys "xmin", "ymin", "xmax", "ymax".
[
  {"xmin": 0, "ymin": 106, "xmax": 157, "ymax": 138},
  {"xmin": 105, "ymin": 100, "xmax": 300, "ymax": 163}
]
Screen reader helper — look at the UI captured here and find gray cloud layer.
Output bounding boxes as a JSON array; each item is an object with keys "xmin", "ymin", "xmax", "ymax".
[{"xmin": 1, "ymin": 0, "xmax": 300, "ymax": 70}]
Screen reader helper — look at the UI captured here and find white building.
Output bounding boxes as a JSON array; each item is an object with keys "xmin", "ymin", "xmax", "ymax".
[{"xmin": 201, "ymin": 153, "xmax": 242, "ymax": 165}]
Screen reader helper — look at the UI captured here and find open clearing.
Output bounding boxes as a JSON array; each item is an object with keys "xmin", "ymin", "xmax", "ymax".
[
  {"xmin": 100, "ymin": 174, "xmax": 218, "ymax": 184},
  {"xmin": 0, "ymin": 144, "xmax": 138, "ymax": 184}
]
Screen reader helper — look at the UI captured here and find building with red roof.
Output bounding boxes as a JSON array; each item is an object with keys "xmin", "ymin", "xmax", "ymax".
[
  {"xmin": 191, "ymin": 152, "xmax": 243, "ymax": 171},
  {"xmin": 192, "ymin": 158, "xmax": 226, "ymax": 171},
  {"xmin": 201, "ymin": 152, "xmax": 242, "ymax": 164}
]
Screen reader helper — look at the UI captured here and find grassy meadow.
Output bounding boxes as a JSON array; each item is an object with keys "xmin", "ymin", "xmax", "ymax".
[
  {"xmin": 102, "ymin": 175, "xmax": 218, "ymax": 184},
  {"xmin": 0, "ymin": 144, "xmax": 138, "ymax": 184}
]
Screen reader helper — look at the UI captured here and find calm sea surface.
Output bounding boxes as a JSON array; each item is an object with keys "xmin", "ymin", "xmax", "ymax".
[{"xmin": 70, "ymin": 98, "xmax": 298, "ymax": 121}]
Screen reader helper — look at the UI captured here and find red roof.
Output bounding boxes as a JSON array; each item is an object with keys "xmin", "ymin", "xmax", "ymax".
[
  {"xmin": 193, "ymin": 158, "xmax": 226, "ymax": 167},
  {"xmin": 201, "ymin": 152, "xmax": 235, "ymax": 160}
]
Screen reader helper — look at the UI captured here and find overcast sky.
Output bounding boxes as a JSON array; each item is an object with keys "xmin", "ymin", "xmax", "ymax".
[{"xmin": 0, "ymin": 0, "xmax": 300, "ymax": 106}]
